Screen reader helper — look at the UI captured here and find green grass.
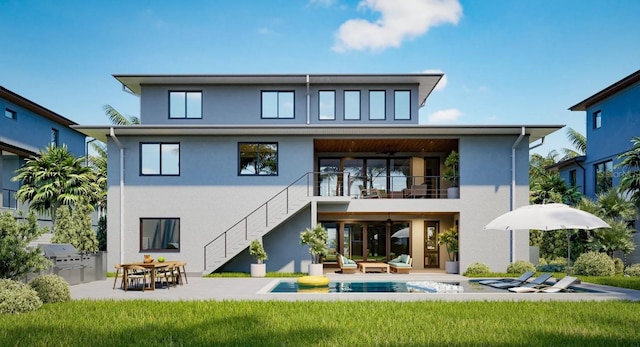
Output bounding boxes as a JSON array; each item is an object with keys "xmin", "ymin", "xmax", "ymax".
[{"xmin": 1, "ymin": 300, "xmax": 638, "ymax": 346}]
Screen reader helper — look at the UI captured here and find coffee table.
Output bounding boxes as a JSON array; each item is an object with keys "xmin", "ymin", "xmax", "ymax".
[{"xmin": 358, "ymin": 262, "xmax": 390, "ymax": 273}]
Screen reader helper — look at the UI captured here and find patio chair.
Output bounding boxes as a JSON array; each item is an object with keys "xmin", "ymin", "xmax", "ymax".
[
  {"xmin": 124, "ymin": 265, "xmax": 152, "ymax": 292},
  {"xmin": 112, "ymin": 264, "xmax": 124, "ymax": 290},
  {"xmin": 478, "ymin": 271, "xmax": 535, "ymax": 286},
  {"xmin": 388, "ymin": 254, "xmax": 412, "ymax": 274},
  {"xmin": 359, "ymin": 185, "xmax": 380, "ymax": 199},
  {"xmin": 508, "ymin": 276, "xmax": 578, "ymax": 293},
  {"xmin": 337, "ymin": 253, "xmax": 358, "ymax": 274},
  {"xmin": 491, "ymin": 272, "xmax": 552, "ymax": 289}
]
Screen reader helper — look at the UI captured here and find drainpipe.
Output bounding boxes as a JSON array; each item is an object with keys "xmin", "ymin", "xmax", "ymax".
[
  {"xmin": 110, "ymin": 127, "xmax": 125, "ymax": 265},
  {"xmin": 510, "ymin": 127, "xmax": 526, "ymax": 263},
  {"xmin": 306, "ymin": 75, "xmax": 310, "ymax": 125}
]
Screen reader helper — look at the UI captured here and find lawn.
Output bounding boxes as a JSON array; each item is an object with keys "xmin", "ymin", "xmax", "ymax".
[{"xmin": 1, "ymin": 300, "xmax": 638, "ymax": 346}]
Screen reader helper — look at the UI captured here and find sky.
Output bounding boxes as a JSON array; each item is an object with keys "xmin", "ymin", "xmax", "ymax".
[{"xmin": 1, "ymin": 0, "xmax": 639, "ymax": 156}]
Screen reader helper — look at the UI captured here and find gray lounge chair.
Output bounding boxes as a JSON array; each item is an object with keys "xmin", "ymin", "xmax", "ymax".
[
  {"xmin": 478, "ymin": 271, "xmax": 535, "ymax": 286},
  {"xmin": 508, "ymin": 276, "xmax": 578, "ymax": 293},
  {"xmin": 491, "ymin": 272, "xmax": 553, "ymax": 289}
]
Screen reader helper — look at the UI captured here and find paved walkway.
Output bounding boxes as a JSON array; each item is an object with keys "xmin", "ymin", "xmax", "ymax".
[{"xmin": 71, "ymin": 272, "xmax": 640, "ymax": 302}]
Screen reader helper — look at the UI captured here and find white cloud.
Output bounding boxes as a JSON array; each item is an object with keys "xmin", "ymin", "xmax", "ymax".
[
  {"xmin": 333, "ymin": 0, "xmax": 462, "ymax": 52},
  {"xmin": 423, "ymin": 69, "xmax": 447, "ymax": 91},
  {"xmin": 427, "ymin": 108, "xmax": 462, "ymax": 123}
]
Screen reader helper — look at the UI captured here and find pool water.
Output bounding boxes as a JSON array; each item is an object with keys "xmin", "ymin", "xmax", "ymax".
[{"xmin": 270, "ymin": 281, "xmax": 461, "ymax": 293}]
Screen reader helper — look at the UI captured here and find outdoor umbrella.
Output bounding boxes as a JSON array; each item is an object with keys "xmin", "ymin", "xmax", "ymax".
[
  {"xmin": 391, "ymin": 227, "xmax": 409, "ymax": 239},
  {"xmin": 484, "ymin": 203, "xmax": 610, "ymax": 274}
]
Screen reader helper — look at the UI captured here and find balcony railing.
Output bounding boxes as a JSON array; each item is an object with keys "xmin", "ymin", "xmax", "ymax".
[{"xmin": 317, "ymin": 173, "xmax": 456, "ymax": 199}]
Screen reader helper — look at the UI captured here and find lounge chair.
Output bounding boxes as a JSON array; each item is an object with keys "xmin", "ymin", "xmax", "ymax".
[
  {"xmin": 388, "ymin": 254, "xmax": 412, "ymax": 274},
  {"xmin": 508, "ymin": 276, "xmax": 578, "ymax": 293},
  {"xmin": 478, "ymin": 271, "xmax": 535, "ymax": 286},
  {"xmin": 491, "ymin": 272, "xmax": 552, "ymax": 289},
  {"xmin": 359, "ymin": 185, "xmax": 380, "ymax": 199},
  {"xmin": 337, "ymin": 253, "xmax": 358, "ymax": 274}
]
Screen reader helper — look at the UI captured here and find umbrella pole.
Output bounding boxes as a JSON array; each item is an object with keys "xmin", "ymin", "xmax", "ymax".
[{"xmin": 566, "ymin": 229, "xmax": 571, "ymax": 275}]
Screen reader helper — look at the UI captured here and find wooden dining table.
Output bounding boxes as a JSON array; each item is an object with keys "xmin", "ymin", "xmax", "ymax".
[{"xmin": 121, "ymin": 261, "xmax": 171, "ymax": 291}]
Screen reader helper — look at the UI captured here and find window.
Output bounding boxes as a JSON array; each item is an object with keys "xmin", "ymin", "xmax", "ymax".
[
  {"xmin": 140, "ymin": 218, "xmax": 180, "ymax": 251},
  {"xmin": 318, "ymin": 91, "xmax": 335, "ymax": 120},
  {"xmin": 369, "ymin": 91, "xmax": 385, "ymax": 120},
  {"xmin": 344, "ymin": 91, "xmax": 360, "ymax": 120},
  {"xmin": 169, "ymin": 91, "xmax": 202, "ymax": 118},
  {"xmin": 593, "ymin": 110, "xmax": 601, "ymax": 129},
  {"xmin": 51, "ymin": 128, "xmax": 59, "ymax": 146},
  {"xmin": 394, "ymin": 91, "xmax": 410, "ymax": 120},
  {"xmin": 239, "ymin": 143, "xmax": 278, "ymax": 175},
  {"xmin": 569, "ymin": 169, "xmax": 577, "ymax": 187},
  {"xmin": 4, "ymin": 108, "xmax": 17, "ymax": 120},
  {"xmin": 261, "ymin": 91, "xmax": 294, "ymax": 119},
  {"xmin": 140, "ymin": 143, "xmax": 180, "ymax": 175},
  {"xmin": 595, "ymin": 160, "xmax": 612, "ymax": 194}
]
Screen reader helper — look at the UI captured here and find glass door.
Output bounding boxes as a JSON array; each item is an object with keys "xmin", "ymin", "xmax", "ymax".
[
  {"xmin": 344, "ymin": 223, "xmax": 364, "ymax": 261},
  {"xmin": 424, "ymin": 222, "xmax": 439, "ymax": 268},
  {"xmin": 366, "ymin": 223, "xmax": 387, "ymax": 262}
]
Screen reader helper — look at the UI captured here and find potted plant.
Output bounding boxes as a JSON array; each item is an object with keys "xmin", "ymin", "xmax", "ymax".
[
  {"xmin": 443, "ymin": 150, "xmax": 459, "ymax": 198},
  {"xmin": 438, "ymin": 226, "xmax": 459, "ymax": 274},
  {"xmin": 249, "ymin": 239, "xmax": 268, "ymax": 277},
  {"xmin": 300, "ymin": 224, "xmax": 329, "ymax": 276}
]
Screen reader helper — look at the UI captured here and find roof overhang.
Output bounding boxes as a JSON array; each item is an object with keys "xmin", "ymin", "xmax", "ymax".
[
  {"xmin": 569, "ymin": 69, "xmax": 640, "ymax": 111},
  {"xmin": 73, "ymin": 124, "xmax": 563, "ymax": 144},
  {"xmin": 112, "ymin": 73, "xmax": 443, "ymax": 107},
  {"xmin": 546, "ymin": 155, "xmax": 586, "ymax": 170},
  {"xmin": 0, "ymin": 86, "xmax": 77, "ymax": 126}
]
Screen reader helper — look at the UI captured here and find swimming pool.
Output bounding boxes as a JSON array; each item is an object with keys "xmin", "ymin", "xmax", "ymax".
[{"xmin": 270, "ymin": 281, "xmax": 467, "ymax": 293}]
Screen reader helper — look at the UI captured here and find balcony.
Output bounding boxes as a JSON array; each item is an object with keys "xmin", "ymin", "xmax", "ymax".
[{"xmin": 317, "ymin": 174, "xmax": 457, "ymax": 199}]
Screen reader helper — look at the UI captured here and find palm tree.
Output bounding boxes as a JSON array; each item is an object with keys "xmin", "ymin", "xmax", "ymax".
[
  {"xmin": 88, "ymin": 142, "xmax": 107, "ymax": 216},
  {"xmin": 103, "ymin": 104, "xmax": 140, "ymax": 125},
  {"xmin": 562, "ymin": 127, "xmax": 587, "ymax": 159},
  {"xmin": 12, "ymin": 144, "xmax": 101, "ymax": 222},
  {"xmin": 617, "ymin": 136, "xmax": 640, "ymax": 206}
]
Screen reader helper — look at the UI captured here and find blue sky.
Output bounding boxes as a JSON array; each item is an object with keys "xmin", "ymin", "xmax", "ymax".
[{"xmin": 1, "ymin": 0, "xmax": 639, "ymax": 155}]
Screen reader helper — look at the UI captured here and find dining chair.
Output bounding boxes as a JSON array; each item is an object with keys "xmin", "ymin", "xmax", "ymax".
[
  {"xmin": 125, "ymin": 265, "xmax": 151, "ymax": 292},
  {"xmin": 112, "ymin": 264, "xmax": 124, "ymax": 290}
]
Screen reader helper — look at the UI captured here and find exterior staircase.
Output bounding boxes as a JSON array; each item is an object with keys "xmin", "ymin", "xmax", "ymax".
[{"xmin": 203, "ymin": 172, "xmax": 316, "ymax": 273}]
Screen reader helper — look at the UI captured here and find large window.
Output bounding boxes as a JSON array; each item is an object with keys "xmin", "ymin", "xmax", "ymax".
[
  {"xmin": 261, "ymin": 91, "xmax": 294, "ymax": 119},
  {"xmin": 318, "ymin": 90, "xmax": 335, "ymax": 120},
  {"xmin": 140, "ymin": 218, "xmax": 180, "ymax": 251},
  {"xmin": 170, "ymin": 91, "xmax": 202, "ymax": 119},
  {"xmin": 595, "ymin": 160, "xmax": 613, "ymax": 194},
  {"xmin": 140, "ymin": 143, "xmax": 180, "ymax": 176},
  {"xmin": 51, "ymin": 128, "xmax": 59, "ymax": 146},
  {"xmin": 344, "ymin": 91, "xmax": 360, "ymax": 120},
  {"xmin": 369, "ymin": 90, "xmax": 386, "ymax": 120},
  {"xmin": 593, "ymin": 110, "xmax": 601, "ymax": 129},
  {"xmin": 394, "ymin": 90, "xmax": 410, "ymax": 120},
  {"xmin": 239, "ymin": 142, "xmax": 278, "ymax": 175},
  {"xmin": 5, "ymin": 108, "xmax": 17, "ymax": 120}
]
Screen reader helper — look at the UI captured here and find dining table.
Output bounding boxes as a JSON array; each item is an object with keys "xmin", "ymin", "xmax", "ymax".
[{"xmin": 121, "ymin": 261, "xmax": 171, "ymax": 291}]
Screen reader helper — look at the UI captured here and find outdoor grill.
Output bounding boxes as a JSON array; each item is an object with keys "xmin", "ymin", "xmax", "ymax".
[{"xmin": 37, "ymin": 244, "xmax": 106, "ymax": 285}]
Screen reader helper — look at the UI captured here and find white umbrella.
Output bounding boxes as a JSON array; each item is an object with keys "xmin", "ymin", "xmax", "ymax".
[
  {"xmin": 391, "ymin": 227, "xmax": 410, "ymax": 238},
  {"xmin": 484, "ymin": 203, "xmax": 610, "ymax": 274}
]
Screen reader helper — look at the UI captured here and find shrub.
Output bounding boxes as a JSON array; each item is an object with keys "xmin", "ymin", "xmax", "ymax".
[
  {"xmin": 624, "ymin": 264, "xmax": 640, "ymax": 277},
  {"xmin": 613, "ymin": 257, "xmax": 624, "ymax": 275},
  {"xmin": 0, "ymin": 279, "xmax": 43, "ymax": 314},
  {"xmin": 28, "ymin": 274, "xmax": 71, "ymax": 304},
  {"xmin": 506, "ymin": 260, "xmax": 536, "ymax": 274},
  {"xmin": 463, "ymin": 262, "xmax": 491, "ymax": 276},
  {"xmin": 537, "ymin": 258, "xmax": 566, "ymax": 273},
  {"xmin": 0, "ymin": 211, "xmax": 50, "ymax": 279},
  {"xmin": 571, "ymin": 252, "xmax": 615, "ymax": 276}
]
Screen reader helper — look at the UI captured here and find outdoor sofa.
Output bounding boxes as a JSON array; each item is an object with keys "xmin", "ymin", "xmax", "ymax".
[
  {"xmin": 388, "ymin": 254, "xmax": 412, "ymax": 274},
  {"xmin": 337, "ymin": 253, "xmax": 358, "ymax": 274}
]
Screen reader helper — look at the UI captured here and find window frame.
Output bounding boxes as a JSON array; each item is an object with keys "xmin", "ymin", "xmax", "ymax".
[
  {"xmin": 569, "ymin": 169, "xmax": 577, "ymax": 187},
  {"xmin": 51, "ymin": 128, "xmax": 59, "ymax": 146},
  {"xmin": 139, "ymin": 217, "xmax": 180, "ymax": 252},
  {"xmin": 594, "ymin": 160, "xmax": 613, "ymax": 194},
  {"xmin": 261, "ymin": 91, "xmax": 295, "ymax": 119},
  {"xmin": 318, "ymin": 90, "xmax": 336, "ymax": 121},
  {"xmin": 394, "ymin": 90, "xmax": 411, "ymax": 120},
  {"xmin": 344, "ymin": 90, "xmax": 361, "ymax": 120},
  {"xmin": 4, "ymin": 108, "xmax": 17, "ymax": 120},
  {"xmin": 169, "ymin": 91, "xmax": 203, "ymax": 119},
  {"xmin": 593, "ymin": 110, "xmax": 601, "ymax": 129},
  {"xmin": 238, "ymin": 142, "xmax": 279, "ymax": 176},
  {"xmin": 369, "ymin": 90, "xmax": 386, "ymax": 120},
  {"xmin": 139, "ymin": 142, "xmax": 181, "ymax": 176}
]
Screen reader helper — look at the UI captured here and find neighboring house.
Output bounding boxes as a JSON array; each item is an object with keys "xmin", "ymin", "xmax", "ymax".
[
  {"xmin": 75, "ymin": 74, "xmax": 561, "ymax": 274},
  {"xmin": 0, "ymin": 86, "xmax": 87, "ymax": 231}
]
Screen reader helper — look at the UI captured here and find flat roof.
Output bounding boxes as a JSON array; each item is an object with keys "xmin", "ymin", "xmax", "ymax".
[
  {"xmin": 569, "ymin": 69, "xmax": 640, "ymax": 111},
  {"xmin": 0, "ymin": 86, "xmax": 78, "ymax": 126},
  {"xmin": 113, "ymin": 73, "xmax": 443, "ymax": 107},
  {"xmin": 73, "ymin": 124, "xmax": 563, "ymax": 144}
]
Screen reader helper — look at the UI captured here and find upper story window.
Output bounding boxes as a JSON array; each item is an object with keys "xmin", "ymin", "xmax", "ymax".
[
  {"xmin": 261, "ymin": 91, "xmax": 294, "ymax": 119},
  {"xmin": 344, "ymin": 91, "xmax": 360, "ymax": 120},
  {"xmin": 239, "ymin": 142, "xmax": 278, "ymax": 176},
  {"xmin": 369, "ymin": 90, "xmax": 386, "ymax": 120},
  {"xmin": 595, "ymin": 160, "xmax": 612, "ymax": 194},
  {"xmin": 5, "ymin": 108, "xmax": 17, "ymax": 120},
  {"xmin": 51, "ymin": 128, "xmax": 59, "ymax": 146},
  {"xmin": 140, "ymin": 218, "xmax": 180, "ymax": 251},
  {"xmin": 318, "ymin": 90, "xmax": 335, "ymax": 120},
  {"xmin": 140, "ymin": 142, "xmax": 180, "ymax": 176},
  {"xmin": 593, "ymin": 110, "xmax": 601, "ymax": 129},
  {"xmin": 169, "ymin": 91, "xmax": 202, "ymax": 119},
  {"xmin": 569, "ymin": 169, "xmax": 577, "ymax": 187},
  {"xmin": 394, "ymin": 90, "xmax": 410, "ymax": 120}
]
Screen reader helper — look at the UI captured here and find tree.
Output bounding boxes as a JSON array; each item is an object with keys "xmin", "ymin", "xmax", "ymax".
[
  {"xmin": 530, "ymin": 171, "xmax": 581, "ymax": 205},
  {"xmin": 51, "ymin": 204, "xmax": 98, "ymax": 253},
  {"xmin": 103, "ymin": 104, "xmax": 140, "ymax": 125},
  {"xmin": 96, "ymin": 216, "xmax": 107, "ymax": 251},
  {"xmin": 617, "ymin": 136, "xmax": 640, "ymax": 206},
  {"xmin": 562, "ymin": 127, "xmax": 586, "ymax": 159},
  {"xmin": 529, "ymin": 150, "xmax": 559, "ymax": 184},
  {"xmin": 0, "ymin": 211, "xmax": 50, "ymax": 279},
  {"xmin": 587, "ymin": 218, "xmax": 635, "ymax": 257},
  {"xmin": 300, "ymin": 224, "xmax": 329, "ymax": 264},
  {"xmin": 12, "ymin": 144, "xmax": 101, "ymax": 222},
  {"xmin": 88, "ymin": 142, "xmax": 107, "ymax": 215}
]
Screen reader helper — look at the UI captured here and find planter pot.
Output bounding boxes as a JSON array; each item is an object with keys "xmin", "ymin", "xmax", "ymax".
[
  {"xmin": 250, "ymin": 263, "xmax": 266, "ymax": 277},
  {"xmin": 308, "ymin": 263, "xmax": 324, "ymax": 276},
  {"xmin": 445, "ymin": 261, "xmax": 459, "ymax": 274},
  {"xmin": 447, "ymin": 187, "xmax": 459, "ymax": 199}
]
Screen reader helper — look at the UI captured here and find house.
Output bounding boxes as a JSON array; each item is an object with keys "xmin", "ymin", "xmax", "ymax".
[
  {"xmin": 0, "ymin": 86, "xmax": 87, "ymax": 230},
  {"xmin": 75, "ymin": 74, "xmax": 561, "ymax": 274}
]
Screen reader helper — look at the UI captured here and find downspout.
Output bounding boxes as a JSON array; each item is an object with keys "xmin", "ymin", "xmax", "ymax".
[
  {"xmin": 510, "ymin": 127, "xmax": 526, "ymax": 263},
  {"xmin": 110, "ymin": 127, "xmax": 125, "ymax": 265},
  {"xmin": 306, "ymin": 74, "xmax": 310, "ymax": 125}
]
